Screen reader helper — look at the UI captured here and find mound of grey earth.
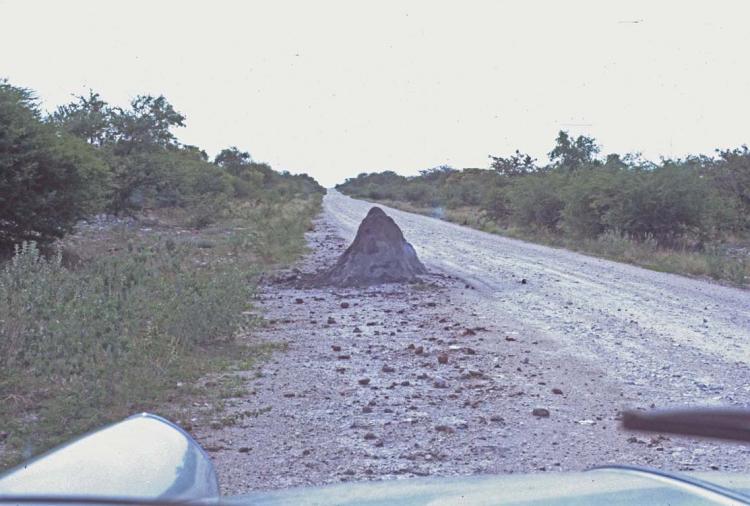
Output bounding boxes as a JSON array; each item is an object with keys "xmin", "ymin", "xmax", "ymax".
[{"xmin": 318, "ymin": 207, "xmax": 426, "ymax": 287}]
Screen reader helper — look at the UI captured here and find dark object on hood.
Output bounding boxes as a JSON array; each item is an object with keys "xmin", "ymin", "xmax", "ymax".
[{"xmin": 623, "ymin": 407, "xmax": 750, "ymax": 442}]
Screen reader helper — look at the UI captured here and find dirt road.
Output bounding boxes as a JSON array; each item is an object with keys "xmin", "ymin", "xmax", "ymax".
[
  {"xmin": 326, "ymin": 190, "xmax": 750, "ymax": 365},
  {"xmin": 199, "ymin": 191, "xmax": 750, "ymax": 494}
]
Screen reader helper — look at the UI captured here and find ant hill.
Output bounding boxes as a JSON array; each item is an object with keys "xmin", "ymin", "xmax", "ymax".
[{"xmin": 319, "ymin": 207, "xmax": 427, "ymax": 287}]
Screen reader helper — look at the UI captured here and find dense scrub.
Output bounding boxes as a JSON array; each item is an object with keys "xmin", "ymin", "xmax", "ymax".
[
  {"xmin": 337, "ymin": 132, "xmax": 749, "ymax": 285},
  {"xmin": 1, "ymin": 81, "xmax": 323, "ymax": 253},
  {"xmin": 0, "ymin": 79, "xmax": 325, "ymax": 467}
]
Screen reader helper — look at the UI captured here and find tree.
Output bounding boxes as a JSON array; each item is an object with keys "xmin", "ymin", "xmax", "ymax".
[
  {"xmin": 50, "ymin": 90, "xmax": 111, "ymax": 146},
  {"xmin": 561, "ymin": 168, "xmax": 620, "ymax": 238},
  {"xmin": 489, "ymin": 150, "xmax": 537, "ymax": 177},
  {"xmin": 419, "ymin": 165, "xmax": 457, "ymax": 181},
  {"xmin": 52, "ymin": 93, "xmax": 185, "ymax": 154},
  {"xmin": 603, "ymin": 153, "xmax": 627, "ymax": 170},
  {"xmin": 0, "ymin": 81, "xmax": 109, "ymax": 251},
  {"xmin": 548, "ymin": 131, "xmax": 600, "ymax": 170},
  {"xmin": 107, "ymin": 95, "xmax": 185, "ymax": 155},
  {"xmin": 215, "ymin": 147, "xmax": 253, "ymax": 178}
]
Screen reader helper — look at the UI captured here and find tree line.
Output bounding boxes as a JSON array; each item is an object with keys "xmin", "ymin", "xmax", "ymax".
[
  {"xmin": 336, "ymin": 131, "xmax": 750, "ymax": 248},
  {"xmin": 0, "ymin": 80, "xmax": 324, "ymax": 253}
]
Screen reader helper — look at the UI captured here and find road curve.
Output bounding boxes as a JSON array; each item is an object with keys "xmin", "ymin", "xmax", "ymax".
[{"xmin": 324, "ymin": 190, "xmax": 750, "ymax": 386}]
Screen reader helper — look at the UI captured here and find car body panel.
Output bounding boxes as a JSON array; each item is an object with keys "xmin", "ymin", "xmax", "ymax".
[
  {"xmin": 230, "ymin": 469, "xmax": 750, "ymax": 506},
  {"xmin": 2, "ymin": 413, "xmax": 749, "ymax": 505},
  {"xmin": 0, "ymin": 413, "xmax": 218, "ymax": 501}
]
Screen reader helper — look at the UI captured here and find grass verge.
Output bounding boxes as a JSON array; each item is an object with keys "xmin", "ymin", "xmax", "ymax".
[{"xmin": 0, "ymin": 193, "xmax": 322, "ymax": 469}]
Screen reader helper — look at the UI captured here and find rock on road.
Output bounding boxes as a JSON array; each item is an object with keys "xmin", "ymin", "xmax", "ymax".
[{"xmin": 325, "ymin": 190, "xmax": 750, "ymax": 396}]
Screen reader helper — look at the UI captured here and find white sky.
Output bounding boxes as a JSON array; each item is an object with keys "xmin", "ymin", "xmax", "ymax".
[{"xmin": 2, "ymin": 0, "xmax": 749, "ymax": 187}]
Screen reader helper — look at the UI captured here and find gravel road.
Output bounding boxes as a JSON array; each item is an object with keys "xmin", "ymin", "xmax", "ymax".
[
  {"xmin": 326, "ymin": 190, "xmax": 750, "ymax": 375},
  {"xmin": 199, "ymin": 190, "xmax": 750, "ymax": 494}
]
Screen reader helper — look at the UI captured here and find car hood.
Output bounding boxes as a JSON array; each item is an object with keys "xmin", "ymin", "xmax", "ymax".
[
  {"xmin": 231, "ymin": 469, "xmax": 750, "ymax": 506},
  {"xmin": 2, "ymin": 413, "xmax": 748, "ymax": 505}
]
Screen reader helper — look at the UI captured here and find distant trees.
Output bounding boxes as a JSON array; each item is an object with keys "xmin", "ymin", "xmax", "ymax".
[
  {"xmin": 337, "ymin": 130, "xmax": 750, "ymax": 247},
  {"xmin": 489, "ymin": 150, "xmax": 538, "ymax": 177},
  {"xmin": 0, "ymin": 80, "xmax": 324, "ymax": 251},
  {"xmin": 51, "ymin": 89, "xmax": 323, "ymax": 211}
]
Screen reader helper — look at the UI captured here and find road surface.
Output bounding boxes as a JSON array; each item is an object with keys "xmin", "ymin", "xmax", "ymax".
[
  {"xmin": 325, "ymin": 190, "xmax": 750, "ymax": 398},
  {"xmin": 201, "ymin": 190, "xmax": 750, "ymax": 493}
]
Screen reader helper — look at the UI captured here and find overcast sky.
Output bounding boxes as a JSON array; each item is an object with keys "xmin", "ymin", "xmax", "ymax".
[{"xmin": 2, "ymin": 1, "xmax": 749, "ymax": 186}]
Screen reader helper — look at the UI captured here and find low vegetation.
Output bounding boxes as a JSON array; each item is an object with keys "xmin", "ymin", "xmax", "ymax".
[
  {"xmin": 337, "ymin": 132, "xmax": 749, "ymax": 286},
  {"xmin": 0, "ymin": 79, "xmax": 324, "ymax": 468}
]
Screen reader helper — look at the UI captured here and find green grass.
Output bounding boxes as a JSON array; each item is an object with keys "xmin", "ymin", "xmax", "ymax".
[
  {"xmin": 374, "ymin": 199, "xmax": 749, "ymax": 288},
  {"xmin": 0, "ymin": 193, "xmax": 322, "ymax": 469}
]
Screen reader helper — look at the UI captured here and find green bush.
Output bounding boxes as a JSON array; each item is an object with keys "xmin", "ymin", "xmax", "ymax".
[
  {"xmin": 0, "ymin": 82, "xmax": 110, "ymax": 252},
  {"xmin": 561, "ymin": 169, "xmax": 619, "ymax": 238},
  {"xmin": 603, "ymin": 164, "xmax": 709, "ymax": 243},
  {"xmin": 507, "ymin": 173, "xmax": 565, "ymax": 230}
]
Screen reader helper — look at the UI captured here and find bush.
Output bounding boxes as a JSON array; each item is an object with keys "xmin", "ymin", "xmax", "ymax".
[
  {"xmin": 507, "ymin": 173, "xmax": 565, "ymax": 230},
  {"xmin": 0, "ymin": 82, "xmax": 110, "ymax": 252},
  {"xmin": 561, "ymin": 169, "xmax": 619, "ymax": 238},
  {"xmin": 0, "ymin": 240, "xmax": 252, "ymax": 368},
  {"xmin": 603, "ymin": 164, "xmax": 709, "ymax": 243}
]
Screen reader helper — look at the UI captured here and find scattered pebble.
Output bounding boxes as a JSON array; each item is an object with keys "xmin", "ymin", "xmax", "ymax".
[
  {"xmin": 532, "ymin": 408, "xmax": 550, "ymax": 418},
  {"xmin": 433, "ymin": 378, "xmax": 448, "ymax": 389}
]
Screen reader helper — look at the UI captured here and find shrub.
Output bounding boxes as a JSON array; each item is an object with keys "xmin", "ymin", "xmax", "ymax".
[
  {"xmin": 507, "ymin": 173, "xmax": 565, "ymax": 230},
  {"xmin": 561, "ymin": 168, "xmax": 620, "ymax": 238},
  {"xmin": 0, "ymin": 82, "xmax": 110, "ymax": 252},
  {"xmin": 603, "ymin": 164, "xmax": 709, "ymax": 243}
]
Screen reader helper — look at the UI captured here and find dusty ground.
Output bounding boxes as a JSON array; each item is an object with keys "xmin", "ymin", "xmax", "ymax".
[{"xmin": 196, "ymin": 192, "xmax": 750, "ymax": 494}]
